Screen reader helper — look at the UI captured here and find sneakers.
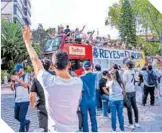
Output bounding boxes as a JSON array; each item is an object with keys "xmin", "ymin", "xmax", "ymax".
[
  {"xmin": 135, "ymin": 123, "xmax": 140, "ymax": 128},
  {"xmin": 124, "ymin": 124, "xmax": 135, "ymax": 129},
  {"xmin": 111, "ymin": 130, "xmax": 116, "ymax": 132},
  {"xmin": 25, "ymin": 120, "xmax": 30, "ymax": 132}
]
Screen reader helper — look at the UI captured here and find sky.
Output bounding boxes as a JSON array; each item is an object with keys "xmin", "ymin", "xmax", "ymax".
[{"xmin": 31, "ymin": 0, "xmax": 119, "ymax": 39}]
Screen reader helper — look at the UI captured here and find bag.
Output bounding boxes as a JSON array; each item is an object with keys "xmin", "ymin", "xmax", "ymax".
[
  {"xmin": 21, "ymin": 74, "xmax": 30, "ymax": 93},
  {"xmin": 147, "ymin": 71, "xmax": 156, "ymax": 86}
]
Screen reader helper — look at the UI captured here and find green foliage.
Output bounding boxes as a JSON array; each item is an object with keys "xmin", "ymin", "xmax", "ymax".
[
  {"xmin": 105, "ymin": 0, "xmax": 162, "ymax": 54},
  {"xmin": 133, "ymin": 0, "xmax": 162, "ymax": 33},
  {"xmin": 105, "ymin": 3, "xmax": 121, "ymax": 29},
  {"xmin": 25, "ymin": 65, "xmax": 33, "ymax": 73},
  {"xmin": 1, "ymin": 70, "xmax": 7, "ymax": 83},
  {"xmin": 1, "ymin": 20, "xmax": 29, "ymax": 65},
  {"xmin": 137, "ymin": 37, "xmax": 160, "ymax": 55},
  {"xmin": 133, "ymin": 0, "xmax": 162, "ymax": 54},
  {"xmin": 32, "ymin": 24, "xmax": 57, "ymax": 49},
  {"xmin": 32, "ymin": 24, "xmax": 47, "ymax": 48},
  {"xmin": 33, "ymin": 44, "xmax": 42, "ymax": 56},
  {"xmin": 1, "ymin": 20, "xmax": 42, "ymax": 71},
  {"xmin": 46, "ymin": 28, "xmax": 56, "ymax": 36},
  {"xmin": 119, "ymin": 0, "xmax": 136, "ymax": 46}
]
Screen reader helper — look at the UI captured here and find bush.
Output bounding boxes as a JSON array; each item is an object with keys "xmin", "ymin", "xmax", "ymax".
[
  {"xmin": 1, "ymin": 70, "xmax": 7, "ymax": 83},
  {"xmin": 137, "ymin": 37, "xmax": 160, "ymax": 56},
  {"xmin": 25, "ymin": 65, "xmax": 33, "ymax": 73}
]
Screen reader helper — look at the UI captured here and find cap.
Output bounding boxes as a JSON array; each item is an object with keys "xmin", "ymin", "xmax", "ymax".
[
  {"xmin": 126, "ymin": 60, "xmax": 134, "ymax": 65},
  {"xmin": 14, "ymin": 64, "xmax": 24, "ymax": 72},
  {"xmin": 83, "ymin": 61, "xmax": 91, "ymax": 69}
]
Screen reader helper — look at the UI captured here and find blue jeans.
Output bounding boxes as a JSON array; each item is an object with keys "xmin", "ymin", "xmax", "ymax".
[
  {"xmin": 101, "ymin": 94, "xmax": 110, "ymax": 116},
  {"xmin": 96, "ymin": 89, "xmax": 102, "ymax": 110},
  {"xmin": 80, "ymin": 100, "xmax": 98, "ymax": 132},
  {"xmin": 14, "ymin": 102, "xmax": 30, "ymax": 132},
  {"xmin": 110, "ymin": 100, "xmax": 124, "ymax": 131}
]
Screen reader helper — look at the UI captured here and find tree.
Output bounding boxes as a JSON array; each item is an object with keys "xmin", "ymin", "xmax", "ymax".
[
  {"xmin": 32, "ymin": 24, "xmax": 46, "ymax": 48},
  {"xmin": 1, "ymin": 20, "xmax": 41, "ymax": 71},
  {"xmin": 32, "ymin": 24, "xmax": 56, "ymax": 48},
  {"xmin": 133, "ymin": 0, "xmax": 162, "ymax": 55},
  {"xmin": 46, "ymin": 27, "xmax": 56, "ymax": 37},
  {"xmin": 119, "ymin": 0, "xmax": 136, "ymax": 47},
  {"xmin": 137, "ymin": 37, "xmax": 160, "ymax": 55},
  {"xmin": 106, "ymin": 0, "xmax": 162, "ymax": 55},
  {"xmin": 105, "ymin": 3, "xmax": 121, "ymax": 29}
]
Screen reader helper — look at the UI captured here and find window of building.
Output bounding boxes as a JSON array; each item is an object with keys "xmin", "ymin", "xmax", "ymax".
[{"xmin": 13, "ymin": 5, "xmax": 17, "ymax": 14}]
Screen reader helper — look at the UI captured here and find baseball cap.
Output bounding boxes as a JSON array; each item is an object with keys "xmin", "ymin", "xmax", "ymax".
[
  {"xmin": 83, "ymin": 61, "xmax": 92, "ymax": 69},
  {"xmin": 126, "ymin": 60, "xmax": 134, "ymax": 65},
  {"xmin": 14, "ymin": 64, "xmax": 24, "ymax": 72}
]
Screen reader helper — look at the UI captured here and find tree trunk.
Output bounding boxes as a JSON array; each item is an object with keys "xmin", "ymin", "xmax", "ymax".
[{"xmin": 160, "ymin": 31, "xmax": 162, "ymax": 56}]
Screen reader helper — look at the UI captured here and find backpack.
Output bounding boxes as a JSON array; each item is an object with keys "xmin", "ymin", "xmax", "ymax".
[{"xmin": 147, "ymin": 71, "xmax": 156, "ymax": 86}]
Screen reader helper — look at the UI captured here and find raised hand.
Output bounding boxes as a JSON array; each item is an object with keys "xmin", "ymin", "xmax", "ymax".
[{"xmin": 22, "ymin": 25, "xmax": 32, "ymax": 44}]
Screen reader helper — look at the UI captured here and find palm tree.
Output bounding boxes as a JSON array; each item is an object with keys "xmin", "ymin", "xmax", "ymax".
[{"xmin": 1, "ymin": 20, "xmax": 29, "ymax": 70}]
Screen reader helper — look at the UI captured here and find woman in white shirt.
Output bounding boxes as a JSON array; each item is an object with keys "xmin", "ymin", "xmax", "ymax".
[{"xmin": 107, "ymin": 64, "xmax": 125, "ymax": 132}]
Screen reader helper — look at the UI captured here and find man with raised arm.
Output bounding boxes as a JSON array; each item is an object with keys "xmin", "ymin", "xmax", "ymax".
[{"xmin": 22, "ymin": 26, "xmax": 83, "ymax": 132}]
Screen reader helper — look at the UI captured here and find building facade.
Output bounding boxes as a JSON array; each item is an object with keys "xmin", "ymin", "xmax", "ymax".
[{"xmin": 1, "ymin": 0, "xmax": 31, "ymax": 25}]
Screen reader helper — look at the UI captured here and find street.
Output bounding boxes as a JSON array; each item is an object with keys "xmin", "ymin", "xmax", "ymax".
[{"xmin": 1, "ymin": 85, "xmax": 162, "ymax": 132}]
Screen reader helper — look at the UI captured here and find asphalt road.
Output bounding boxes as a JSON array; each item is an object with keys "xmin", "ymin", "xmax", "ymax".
[{"xmin": 1, "ymin": 86, "xmax": 162, "ymax": 132}]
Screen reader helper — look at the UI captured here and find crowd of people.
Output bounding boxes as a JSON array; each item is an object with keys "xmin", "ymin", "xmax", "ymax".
[
  {"xmin": 9, "ymin": 26, "xmax": 162, "ymax": 132},
  {"xmin": 48, "ymin": 25, "xmax": 142, "ymax": 51}
]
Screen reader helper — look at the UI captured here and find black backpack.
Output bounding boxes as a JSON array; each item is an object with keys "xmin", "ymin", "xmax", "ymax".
[{"xmin": 147, "ymin": 71, "xmax": 156, "ymax": 86}]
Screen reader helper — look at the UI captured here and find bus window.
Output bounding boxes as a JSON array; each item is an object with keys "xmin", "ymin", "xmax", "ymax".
[
  {"xmin": 44, "ymin": 36, "xmax": 62, "ymax": 52},
  {"xmin": 70, "ymin": 59, "xmax": 89, "ymax": 71}
]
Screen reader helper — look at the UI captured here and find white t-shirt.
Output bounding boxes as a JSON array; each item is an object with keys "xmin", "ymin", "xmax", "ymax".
[
  {"xmin": 75, "ymin": 31, "xmax": 81, "ymax": 39},
  {"xmin": 15, "ymin": 73, "xmax": 29, "ymax": 103},
  {"xmin": 37, "ymin": 70, "xmax": 82, "ymax": 132},
  {"xmin": 123, "ymin": 69, "xmax": 136, "ymax": 93},
  {"xmin": 107, "ymin": 80, "xmax": 123, "ymax": 101}
]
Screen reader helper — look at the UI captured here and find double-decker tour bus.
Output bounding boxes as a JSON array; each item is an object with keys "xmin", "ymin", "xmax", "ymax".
[
  {"xmin": 43, "ymin": 34, "xmax": 92, "ymax": 75},
  {"xmin": 43, "ymin": 34, "xmax": 146, "ymax": 76}
]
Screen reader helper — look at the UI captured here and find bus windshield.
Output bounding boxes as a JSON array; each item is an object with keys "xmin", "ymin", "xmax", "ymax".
[{"xmin": 44, "ymin": 36, "xmax": 62, "ymax": 52}]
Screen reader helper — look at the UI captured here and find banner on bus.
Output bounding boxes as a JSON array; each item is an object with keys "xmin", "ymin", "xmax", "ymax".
[{"xmin": 93, "ymin": 47, "xmax": 143, "ymax": 60}]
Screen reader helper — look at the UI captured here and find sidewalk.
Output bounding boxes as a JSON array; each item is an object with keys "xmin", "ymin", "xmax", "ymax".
[
  {"xmin": 1, "ymin": 84, "xmax": 13, "ymax": 94},
  {"xmin": 1, "ymin": 86, "xmax": 162, "ymax": 132}
]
